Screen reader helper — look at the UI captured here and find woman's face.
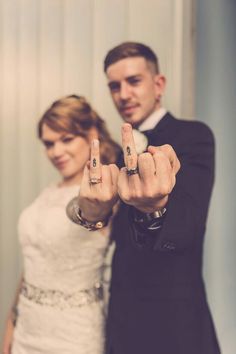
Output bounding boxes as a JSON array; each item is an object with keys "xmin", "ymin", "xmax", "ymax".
[{"xmin": 41, "ymin": 123, "xmax": 91, "ymax": 184}]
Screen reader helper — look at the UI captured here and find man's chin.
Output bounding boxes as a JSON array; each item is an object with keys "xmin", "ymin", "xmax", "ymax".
[{"xmin": 121, "ymin": 113, "xmax": 143, "ymax": 127}]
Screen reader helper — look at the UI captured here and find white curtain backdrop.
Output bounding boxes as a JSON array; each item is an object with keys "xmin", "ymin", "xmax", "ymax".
[
  {"xmin": 196, "ymin": 1, "xmax": 236, "ymax": 353},
  {"xmin": 0, "ymin": 0, "xmax": 195, "ymax": 344}
]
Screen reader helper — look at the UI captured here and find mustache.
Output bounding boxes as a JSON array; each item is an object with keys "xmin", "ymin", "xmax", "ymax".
[{"xmin": 118, "ymin": 102, "xmax": 138, "ymax": 110}]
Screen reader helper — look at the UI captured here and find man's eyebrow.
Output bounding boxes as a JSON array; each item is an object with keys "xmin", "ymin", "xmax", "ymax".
[
  {"xmin": 126, "ymin": 74, "xmax": 143, "ymax": 81},
  {"xmin": 108, "ymin": 75, "xmax": 142, "ymax": 85}
]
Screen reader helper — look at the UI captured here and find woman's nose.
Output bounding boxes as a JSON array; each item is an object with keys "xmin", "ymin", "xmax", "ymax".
[{"xmin": 52, "ymin": 141, "xmax": 64, "ymax": 157}]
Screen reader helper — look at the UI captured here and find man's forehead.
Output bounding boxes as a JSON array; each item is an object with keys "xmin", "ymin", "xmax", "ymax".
[{"xmin": 106, "ymin": 57, "xmax": 150, "ymax": 81}]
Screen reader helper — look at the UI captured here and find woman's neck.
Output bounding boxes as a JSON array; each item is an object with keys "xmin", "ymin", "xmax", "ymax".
[{"xmin": 59, "ymin": 173, "xmax": 82, "ymax": 187}]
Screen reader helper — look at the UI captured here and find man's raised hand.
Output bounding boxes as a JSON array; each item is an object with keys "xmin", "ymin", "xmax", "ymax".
[{"xmin": 118, "ymin": 123, "xmax": 180, "ymax": 213}]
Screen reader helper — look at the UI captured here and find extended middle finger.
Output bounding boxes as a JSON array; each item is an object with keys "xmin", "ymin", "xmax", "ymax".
[
  {"xmin": 121, "ymin": 123, "xmax": 138, "ymax": 171},
  {"xmin": 89, "ymin": 139, "xmax": 102, "ymax": 184}
]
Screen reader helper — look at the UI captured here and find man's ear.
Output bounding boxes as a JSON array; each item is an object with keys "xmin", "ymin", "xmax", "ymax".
[{"xmin": 154, "ymin": 74, "xmax": 166, "ymax": 99}]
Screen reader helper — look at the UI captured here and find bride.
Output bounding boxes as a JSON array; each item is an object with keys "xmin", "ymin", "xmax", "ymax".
[{"xmin": 2, "ymin": 95, "xmax": 121, "ymax": 354}]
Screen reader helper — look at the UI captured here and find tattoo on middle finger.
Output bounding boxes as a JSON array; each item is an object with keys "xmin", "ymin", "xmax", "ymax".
[{"xmin": 127, "ymin": 146, "xmax": 131, "ymax": 156}]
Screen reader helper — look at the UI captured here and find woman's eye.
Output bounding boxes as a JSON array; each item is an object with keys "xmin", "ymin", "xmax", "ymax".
[
  {"xmin": 44, "ymin": 142, "xmax": 53, "ymax": 149},
  {"xmin": 62, "ymin": 137, "xmax": 74, "ymax": 143}
]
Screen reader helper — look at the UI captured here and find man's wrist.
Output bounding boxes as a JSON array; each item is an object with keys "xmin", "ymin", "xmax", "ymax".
[{"xmin": 132, "ymin": 207, "xmax": 167, "ymax": 231}]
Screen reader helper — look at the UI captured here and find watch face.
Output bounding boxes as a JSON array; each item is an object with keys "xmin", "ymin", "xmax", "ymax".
[{"xmin": 148, "ymin": 208, "xmax": 167, "ymax": 220}]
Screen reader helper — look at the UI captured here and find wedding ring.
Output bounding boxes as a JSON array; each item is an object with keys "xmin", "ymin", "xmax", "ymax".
[
  {"xmin": 89, "ymin": 177, "xmax": 102, "ymax": 185},
  {"xmin": 126, "ymin": 167, "xmax": 139, "ymax": 176}
]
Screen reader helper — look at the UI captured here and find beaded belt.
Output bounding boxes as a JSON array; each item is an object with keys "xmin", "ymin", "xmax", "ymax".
[{"xmin": 21, "ymin": 280, "xmax": 103, "ymax": 310}]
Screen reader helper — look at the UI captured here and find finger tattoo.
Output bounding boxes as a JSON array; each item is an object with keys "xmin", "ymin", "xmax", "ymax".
[
  {"xmin": 127, "ymin": 146, "xmax": 131, "ymax": 156},
  {"xmin": 93, "ymin": 158, "xmax": 97, "ymax": 167}
]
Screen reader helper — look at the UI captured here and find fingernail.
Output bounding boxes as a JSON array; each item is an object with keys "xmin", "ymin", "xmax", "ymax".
[
  {"xmin": 92, "ymin": 139, "xmax": 99, "ymax": 148},
  {"xmin": 122, "ymin": 123, "xmax": 132, "ymax": 132}
]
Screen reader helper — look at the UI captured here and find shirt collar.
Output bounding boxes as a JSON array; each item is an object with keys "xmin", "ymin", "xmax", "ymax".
[{"xmin": 138, "ymin": 107, "xmax": 167, "ymax": 132}]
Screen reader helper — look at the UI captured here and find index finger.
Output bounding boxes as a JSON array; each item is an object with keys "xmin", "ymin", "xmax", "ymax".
[
  {"xmin": 90, "ymin": 139, "xmax": 101, "ymax": 179},
  {"xmin": 121, "ymin": 123, "xmax": 138, "ymax": 170}
]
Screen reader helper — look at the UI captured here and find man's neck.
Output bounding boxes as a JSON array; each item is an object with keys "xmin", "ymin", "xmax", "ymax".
[{"xmin": 138, "ymin": 107, "xmax": 167, "ymax": 131}]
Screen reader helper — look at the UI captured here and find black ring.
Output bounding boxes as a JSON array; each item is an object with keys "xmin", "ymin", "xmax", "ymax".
[{"xmin": 126, "ymin": 167, "xmax": 139, "ymax": 176}]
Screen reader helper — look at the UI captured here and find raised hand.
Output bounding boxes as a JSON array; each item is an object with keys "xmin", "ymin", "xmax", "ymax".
[
  {"xmin": 78, "ymin": 139, "xmax": 119, "ymax": 222},
  {"xmin": 118, "ymin": 123, "xmax": 180, "ymax": 213}
]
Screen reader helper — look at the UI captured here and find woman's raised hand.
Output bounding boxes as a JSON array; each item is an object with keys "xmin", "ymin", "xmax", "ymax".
[{"xmin": 78, "ymin": 139, "xmax": 119, "ymax": 222}]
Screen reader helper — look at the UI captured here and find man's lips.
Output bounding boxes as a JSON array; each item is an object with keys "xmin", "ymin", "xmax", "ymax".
[{"xmin": 120, "ymin": 104, "xmax": 139, "ymax": 115}]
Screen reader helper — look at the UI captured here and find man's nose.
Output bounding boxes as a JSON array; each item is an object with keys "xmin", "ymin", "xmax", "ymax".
[{"xmin": 120, "ymin": 82, "xmax": 131, "ymax": 100}]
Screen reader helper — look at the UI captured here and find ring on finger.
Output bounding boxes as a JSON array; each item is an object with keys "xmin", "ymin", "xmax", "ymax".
[
  {"xmin": 126, "ymin": 167, "xmax": 139, "ymax": 176},
  {"xmin": 89, "ymin": 177, "xmax": 102, "ymax": 185}
]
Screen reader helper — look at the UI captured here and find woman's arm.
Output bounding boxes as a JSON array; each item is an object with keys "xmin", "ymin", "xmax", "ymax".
[{"xmin": 2, "ymin": 275, "xmax": 23, "ymax": 354}]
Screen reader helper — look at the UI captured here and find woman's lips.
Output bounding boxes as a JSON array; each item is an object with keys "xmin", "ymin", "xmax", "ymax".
[{"xmin": 54, "ymin": 160, "xmax": 69, "ymax": 170}]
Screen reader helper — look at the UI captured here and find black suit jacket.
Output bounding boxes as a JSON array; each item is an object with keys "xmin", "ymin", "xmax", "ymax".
[{"xmin": 106, "ymin": 113, "xmax": 220, "ymax": 354}]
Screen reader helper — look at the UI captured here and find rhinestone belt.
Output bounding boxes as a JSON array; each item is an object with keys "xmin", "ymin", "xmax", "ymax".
[{"xmin": 21, "ymin": 280, "xmax": 103, "ymax": 310}]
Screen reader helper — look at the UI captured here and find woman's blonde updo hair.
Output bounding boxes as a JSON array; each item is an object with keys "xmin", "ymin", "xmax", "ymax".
[{"xmin": 38, "ymin": 95, "xmax": 121, "ymax": 164}]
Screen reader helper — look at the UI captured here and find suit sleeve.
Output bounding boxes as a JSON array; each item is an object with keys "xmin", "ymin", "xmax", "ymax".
[{"xmin": 130, "ymin": 122, "xmax": 215, "ymax": 252}]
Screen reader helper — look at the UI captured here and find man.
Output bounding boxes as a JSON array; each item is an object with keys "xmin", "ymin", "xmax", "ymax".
[{"xmin": 68, "ymin": 42, "xmax": 220, "ymax": 354}]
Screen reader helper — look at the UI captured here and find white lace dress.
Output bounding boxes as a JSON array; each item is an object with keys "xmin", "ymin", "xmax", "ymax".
[{"xmin": 12, "ymin": 184, "xmax": 110, "ymax": 354}]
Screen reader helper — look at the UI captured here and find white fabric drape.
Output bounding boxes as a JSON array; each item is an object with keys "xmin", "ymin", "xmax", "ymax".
[
  {"xmin": 196, "ymin": 1, "xmax": 236, "ymax": 353},
  {"xmin": 0, "ymin": 0, "xmax": 194, "ymax": 343}
]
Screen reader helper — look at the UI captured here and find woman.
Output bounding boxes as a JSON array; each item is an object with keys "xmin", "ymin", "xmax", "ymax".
[{"xmin": 2, "ymin": 95, "xmax": 121, "ymax": 354}]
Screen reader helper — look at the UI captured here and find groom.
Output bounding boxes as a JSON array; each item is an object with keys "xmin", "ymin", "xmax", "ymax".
[{"xmin": 68, "ymin": 42, "xmax": 220, "ymax": 354}]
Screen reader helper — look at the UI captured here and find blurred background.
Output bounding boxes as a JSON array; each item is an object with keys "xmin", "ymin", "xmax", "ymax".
[{"xmin": 0, "ymin": 0, "xmax": 235, "ymax": 352}]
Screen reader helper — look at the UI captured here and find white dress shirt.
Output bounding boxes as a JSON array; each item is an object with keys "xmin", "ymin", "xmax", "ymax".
[{"xmin": 138, "ymin": 107, "xmax": 167, "ymax": 132}]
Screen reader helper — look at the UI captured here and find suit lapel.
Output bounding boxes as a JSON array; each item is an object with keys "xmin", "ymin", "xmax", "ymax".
[{"xmin": 142, "ymin": 112, "xmax": 175, "ymax": 146}]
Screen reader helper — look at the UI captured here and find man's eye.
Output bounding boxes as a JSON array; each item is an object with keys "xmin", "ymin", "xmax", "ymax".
[
  {"xmin": 109, "ymin": 83, "xmax": 120, "ymax": 92},
  {"xmin": 129, "ymin": 78, "xmax": 141, "ymax": 85}
]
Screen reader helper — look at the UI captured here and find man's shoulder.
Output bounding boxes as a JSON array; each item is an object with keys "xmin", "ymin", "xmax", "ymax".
[{"xmin": 165, "ymin": 113, "xmax": 214, "ymax": 142}]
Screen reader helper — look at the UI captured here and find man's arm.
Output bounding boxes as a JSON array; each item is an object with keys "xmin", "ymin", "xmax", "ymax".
[{"xmin": 129, "ymin": 122, "xmax": 215, "ymax": 252}]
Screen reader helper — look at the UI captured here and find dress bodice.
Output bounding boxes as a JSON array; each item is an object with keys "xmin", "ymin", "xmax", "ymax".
[{"xmin": 18, "ymin": 184, "xmax": 110, "ymax": 292}]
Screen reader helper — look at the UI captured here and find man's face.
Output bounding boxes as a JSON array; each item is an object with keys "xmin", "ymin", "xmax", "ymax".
[{"xmin": 106, "ymin": 57, "xmax": 165, "ymax": 127}]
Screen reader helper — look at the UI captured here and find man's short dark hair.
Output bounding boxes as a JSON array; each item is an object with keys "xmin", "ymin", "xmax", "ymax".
[{"xmin": 104, "ymin": 42, "xmax": 159, "ymax": 74}]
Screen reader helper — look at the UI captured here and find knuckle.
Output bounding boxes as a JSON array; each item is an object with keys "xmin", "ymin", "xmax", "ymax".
[
  {"xmin": 132, "ymin": 189, "xmax": 143, "ymax": 200},
  {"xmin": 163, "ymin": 144, "xmax": 173, "ymax": 153},
  {"xmin": 101, "ymin": 165, "xmax": 109, "ymax": 173},
  {"xmin": 119, "ymin": 191, "xmax": 129, "ymax": 203},
  {"xmin": 110, "ymin": 163, "xmax": 119, "ymax": 173},
  {"xmin": 161, "ymin": 183, "xmax": 172, "ymax": 195},
  {"xmin": 143, "ymin": 187, "xmax": 155, "ymax": 199},
  {"xmin": 138, "ymin": 152, "xmax": 152, "ymax": 165},
  {"xmin": 177, "ymin": 159, "xmax": 181, "ymax": 171},
  {"xmin": 155, "ymin": 150, "xmax": 166, "ymax": 160}
]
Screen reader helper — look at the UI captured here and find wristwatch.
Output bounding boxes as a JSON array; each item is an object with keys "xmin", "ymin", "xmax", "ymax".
[
  {"xmin": 133, "ymin": 207, "xmax": 167, "ymax": 231},
  {"xmin": 66, "ymin": 197, "xmax": 112, "ymax": 231}
]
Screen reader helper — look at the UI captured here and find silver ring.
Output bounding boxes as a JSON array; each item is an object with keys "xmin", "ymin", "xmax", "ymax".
[
  {"xmin": 89, "ymin": 177, "xmax": 102, "ymax": 185},
  {"xmin": 126, "ymin": 167, "xmax": 139, "ymax": 176}
]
